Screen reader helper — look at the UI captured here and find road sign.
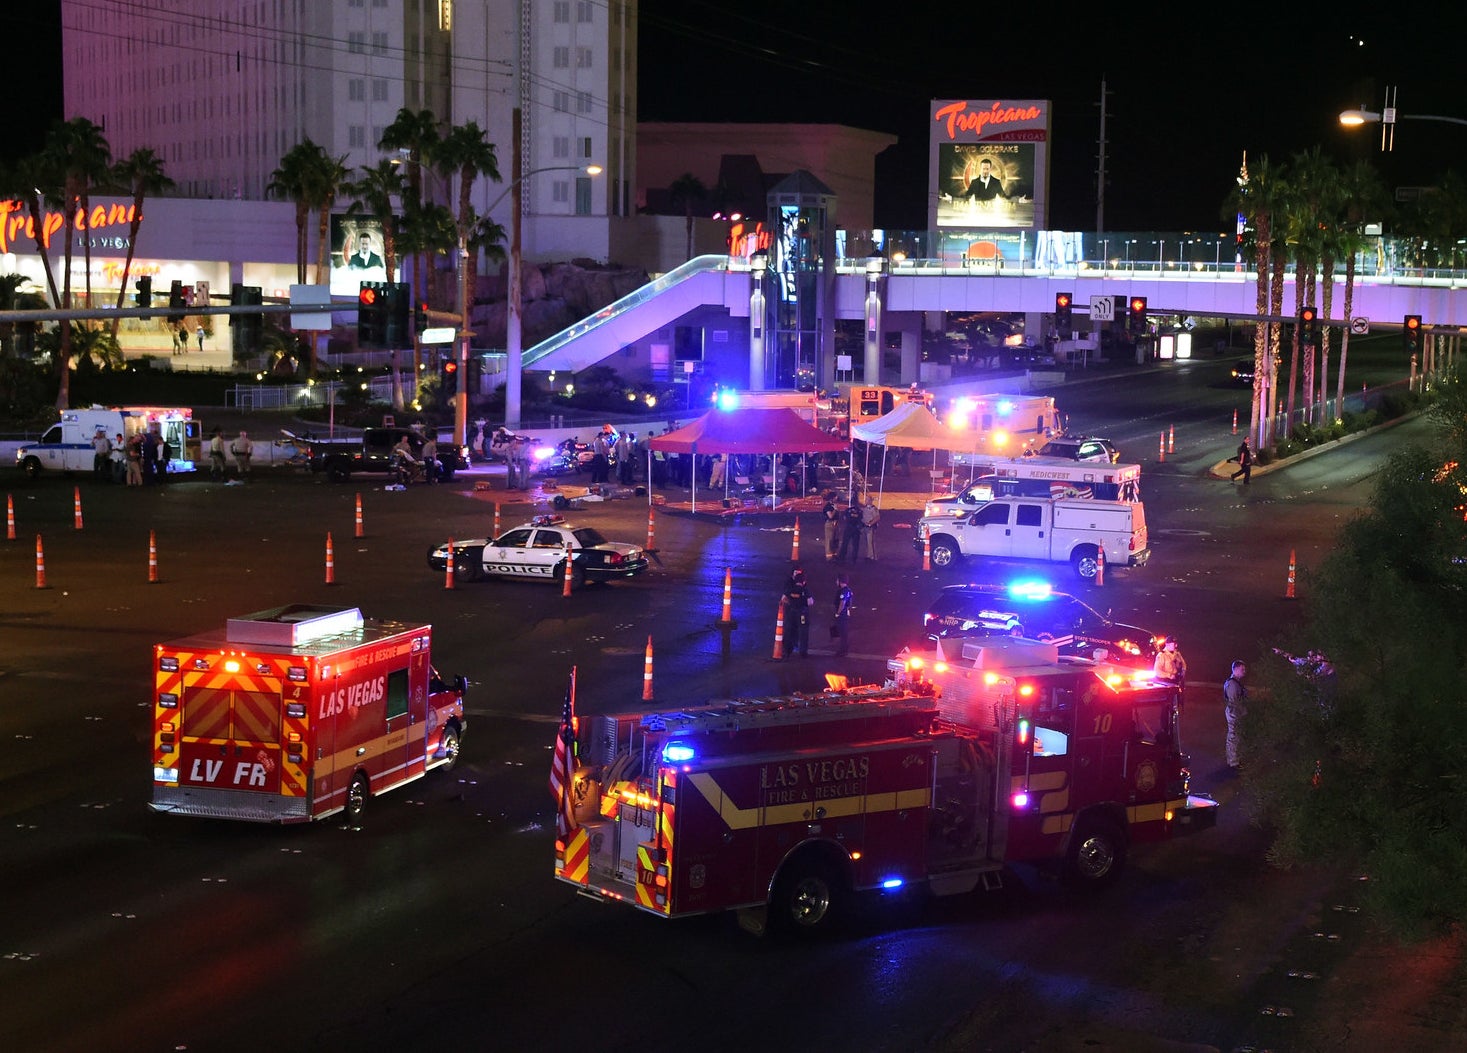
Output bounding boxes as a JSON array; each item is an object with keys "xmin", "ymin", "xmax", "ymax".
[
  {"xmin": 1350, "ymin": 316, "xmax": 1370, "ymax": 335},
  {"xmin": 1090, "ymin": 295, "xmax": 1115, "ymax": 322},
  {"xmin": 290, "ymin": 284, "xmax": 333, "ymax": 331}
]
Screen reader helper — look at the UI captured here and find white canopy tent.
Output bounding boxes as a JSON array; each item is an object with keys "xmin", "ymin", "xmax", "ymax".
[{"xmin": 849, "ymin": 402, "xmax": 991, "ymax": 501}]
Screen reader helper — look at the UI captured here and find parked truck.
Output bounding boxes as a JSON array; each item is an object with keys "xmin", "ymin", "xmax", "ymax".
[
  {"xmin": 552, "ymin": 639, "xmax": 1216, "ymax": 934},
  {"xmin": 302, "ymin": 425, "xmax": 470, "ymax": 482},
  {"xmin": 917, "ymin": 495, "xmax": 1150, "ymax": 581}
]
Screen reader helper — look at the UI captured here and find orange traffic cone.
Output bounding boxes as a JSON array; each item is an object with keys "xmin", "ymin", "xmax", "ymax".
[
  {"xmin": 1158, "ymin": 432, "xmax": 1166, "ymax": 463},
  {"xmin": 922, "ymin": 529, "xmax": 932, "ymax": 572},
  {"xmin": 791, "ymin": 518, "xmax": 801, "ymax": 561},
  {"xmin": 34, "ymin": 533, "xmax": 46, "ymax": 589},
  {"xmin": 1094, "ymin": 544, "xmax": 1106, "ymax": 586},
  {"xmin": 646, "ymin": 507, "xmax": 657, "ymax": 553},
  {"xmin": 772, "ymin": 597, "xmax": 787, "ymax": 660},
  {"xmin": 1286, "ymin": 549, "xmax": 1297, "ymax": 599},
  {"xmin": 493, "ymin": 502, "xmax": 501, "ymax": 539},
  {"xmin": 1231, "ymin": 408, "xmax": 1238, "ymax": 435},
  {"xmin": 354, "ymin": 493, "xmax": 364, "ymax": 538},
  {"xmin": 718, "ymin": 566, "xmax": 735, "ymax": 626},
  {"xmin": 445, "ymin": 538, "xmax": 456, "ymax": 590},
  {"xmin": 562, "ymin": 541, "xmax": 574, "ymax": 597},
  {"xmin": 642, "ymin": 636, "xmax": 655, "ymax": 701},
  {"xmin": 1168, "ymin": 424, "xmax": 1175, "ymax": 454},
  {"xmin": 148, "ymin": 530, "xmax": 159, "ymax": 583},
  {"xmin": 325, "ymin": 532, "xmax": 336, "ymax": 584},
  {"xmin": 73, "ymin": 486, "xmax": 83, "ymax": 530}
]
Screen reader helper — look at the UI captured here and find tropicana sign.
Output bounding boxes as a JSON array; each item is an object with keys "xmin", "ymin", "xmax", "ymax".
[{"xmin": 0, "ymin": 198, "xmax": 140, "ymax": 253}]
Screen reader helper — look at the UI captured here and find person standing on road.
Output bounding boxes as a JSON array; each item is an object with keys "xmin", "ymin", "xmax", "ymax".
[
  {"xmin": 838, "ymin": 495, "xmax": 863, "ymax": 562},
  {"xmin": 92, "ymin": 429, "xmax": 113, "ymax": 482},
  {"xmin": 1223, "ymin": 660, "xmax": 1248, "ymax": 769},
  {"xmin": 617, "ymin": 431, "xmax": 635, "ymax": 485},
  {"xmin": 832, "ymin": 573, "xmax": 854, "ymax": 657},
  {"xmin": 231, "ymin": 430, "xmax": 254, "ymax": 482},
  {"xmin": 781, "ymin": 567, "xmax": 813, "ymax": 658},
  {"xmin": 822, "ymin": 493, "xmax": 840, "ymax": 561},
  {"xmin": 860, "ymin": 496, "xmax": 881, "ymax": 561},
  {"xmin": 124, "ymin": 433, "xmax": 144, "ymax": 486},
  {"xmin": 208, "ymin": 427, "xmax": 227, "ymax": 481},
  {"xmin": 421, "ymin": 436, "xmax": 439, "ymax": 484},
  {"xmin": 1230, "ymin": 438, "xmax": 1253, "ymax": 485}
]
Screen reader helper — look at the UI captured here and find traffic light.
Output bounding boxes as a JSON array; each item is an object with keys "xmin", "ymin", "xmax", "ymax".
[
  {"xmin": 1054, "ymin": 292, "xmax": 1073, "ymax": 339},
  {"xmin": 358, "ymin": 281, "xmax": 387, "ymax": 349},
  {"xmin": 386, "ymin": 283, "xmax": 411, "ymax": 347},
  {"xmin": 168, "ymin": 280, "xmax": 185, "ymax": 323},
  {"xmin": 1404, "ymin": 314, "xmax": 1423, "ymax": 356},
  {"xmin": 1299, "ymin": 306, "xmax": 1318, "ymax": 346},
  {"xmin": 230, "ymin": 284, "xmax": 264, "ymax": 355},
  {"xmin": 1127, "ymin": 296, "xmax": 1148, "ymax": 336},
  {"xmin": 440, "ymin": 356, "xmax": 459, "ymax": 397},
  {"xmin": 416, "ymin": 300, "xmax": 429, "ymax": 335},
  {"xmin": 135, "ymin": 276, "xmax": 152, "ymax": 308}
]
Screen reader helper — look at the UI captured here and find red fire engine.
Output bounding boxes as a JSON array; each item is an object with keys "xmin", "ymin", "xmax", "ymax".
[
  {"xmin": 554, "ymin": 639, "xmax": 1216, "ymax": 934},
  {"xmin": 150, "ymin": 605, "xmax": 466, "ymax": 823}
]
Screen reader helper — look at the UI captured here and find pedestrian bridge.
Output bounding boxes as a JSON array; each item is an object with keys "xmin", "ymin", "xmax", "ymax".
[{"xmin": 525, "ymin": 237, "xmax": 1467, "ymax": 374}]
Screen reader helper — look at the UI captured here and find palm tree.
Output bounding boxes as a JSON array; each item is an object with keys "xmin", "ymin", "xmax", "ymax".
[
  {"xmin": 1227, "ymin": 153, "xmax": 1285, "ymax": 447},
  {"xmin": 668, "ymin": 173, "xmax": 708, "ymax": 260},
  {"xmin": 380, "ymin": 108, "xmax": 443, "ymax": 308},
  {"xmin": 312, "ymin": 152, "xmax": 351, "ymax": 285},
  {"xmin": 1335, "ymin": 162, "xmax": 1390, "ymax": 414},
  {"xmin": 106, "ymin": 148, "xmax": 173, "ymax": 340},
  {"xmin": 267, "ymin": 143, "xmax": 319, "ymax": 284},
  {"xmin": 432, "ymin": 119, "xmax": 503, "ymax": 317}
]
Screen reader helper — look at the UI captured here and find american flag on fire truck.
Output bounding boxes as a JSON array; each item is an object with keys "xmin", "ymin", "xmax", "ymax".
[{"xmin": 549, "ymin": 668, "xmax": 579, "ymax": 839}]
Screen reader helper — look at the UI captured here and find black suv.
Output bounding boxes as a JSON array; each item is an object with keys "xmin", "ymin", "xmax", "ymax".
[{"xmin": 922, "ymin": 581, "xmax": 1159, "ymax": 667}]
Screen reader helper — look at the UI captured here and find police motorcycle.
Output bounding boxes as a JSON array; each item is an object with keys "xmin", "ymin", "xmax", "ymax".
[
  {"xmin": 531, "ymin": 441, "xmax": 580, "ymax": 477},
  {"xmin": 555, "ymin": 436, "xmax": 598, "ymax": 472}
]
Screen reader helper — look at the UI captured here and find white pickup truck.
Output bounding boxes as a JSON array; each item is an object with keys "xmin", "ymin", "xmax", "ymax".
[{"xmin": 916, "ymin": 496, "xmax": 1150, "ymax": 581}]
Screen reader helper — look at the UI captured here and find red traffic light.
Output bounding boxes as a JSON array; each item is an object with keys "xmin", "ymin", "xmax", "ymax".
[
  {"xmin": 443, "ymin": 360, "xmax": 458, "ymax": 374},
  {"xmin": 1129, "ymin": 297, "xmax": 1146, "ymax": 314},
  {"xmin": 359, "ymin": 286, "xmax": 377, "ymax": 306},
  {"xmin": 1301, "ymin": 307, "xmax": 1316, "ymax": 323},
  {"xmin": 1405, "ymin": 315, "xmax": 1421, "ymax": 331},
  {"xmin": 1055, "ymin": 292, "xmax": 1071, "ymax": 310}
]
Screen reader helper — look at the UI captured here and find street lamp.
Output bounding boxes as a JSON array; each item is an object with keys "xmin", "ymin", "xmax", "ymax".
[
  {"xmin": 1339, "ymin": 87, "xmax": 1467, "ymax": 151},
  {"xmin": 481, "ymin": 161, "xmax": 602, "ymax": 435}
]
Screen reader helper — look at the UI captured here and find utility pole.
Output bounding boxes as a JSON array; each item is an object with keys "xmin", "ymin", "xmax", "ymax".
[{"xmin": 1095, "ymin": 77, "xmax": 1111, "ymax": 237}]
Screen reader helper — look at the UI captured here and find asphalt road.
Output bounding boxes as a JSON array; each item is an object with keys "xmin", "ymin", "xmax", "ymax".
[{"xmin": 1, "ymin": 357, "xmax": 1458, "ymax": 1052}]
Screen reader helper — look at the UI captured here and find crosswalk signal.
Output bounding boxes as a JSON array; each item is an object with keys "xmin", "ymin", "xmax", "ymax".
[
  {"xmin": 1127, "ymin": 296, "xmax": 1148, "ymax": 336},
  {"xmin": 1404, "ymin": 314, "xmax": 1423, "ymax": 356},
  {"xmin": 1054, "ymin": 292, "xmax": 1073, "ymax": 339},
  {"xmin": 358, "ymin": 282, "xmax": 387, "ymax": 349},
  {"xmin": 1299, "ymin": 306, "xmax": 1318, "ymax": 346},
  {"xmin": 385, "ymin": 283, "xmax": 411, "ymax": 347},
  {"xmin": 440, "ymin": 357, "xmax": 459, "ymax": 397}
]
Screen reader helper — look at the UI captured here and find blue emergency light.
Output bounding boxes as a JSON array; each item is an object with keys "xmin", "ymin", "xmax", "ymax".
[
  {"xmin": 662, "ymin": 742, "xmax": 696, "ymax": 764},
  {"xmin": 1007, "ymin": 580, "xmax": 1053, "ymax": 601},
  {"xmin": 715, "ymin": 389, "xmax": 740, "ymax": 412}
]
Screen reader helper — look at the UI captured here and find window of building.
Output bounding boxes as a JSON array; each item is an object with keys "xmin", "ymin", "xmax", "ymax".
[
  {"xmin": 348, "ymin": 0, "xmax": 363, "ymax": 7},
  {"xmin": 581, "ymin": 137, "xmax": 593, "ymax": 159},
  {"xmin": 349, "ymin": 126, "xmax": 366, "ymax": 148},
  {"xmin": 576, "ymin": 176, "xmax": 593, "ymax": 215},
  {"xmin": 552, "ymin": 136, "xmax": 569, "ymax": 159},
  {"xmin": 552, "ymin": 46, "xmax": 569, "ymax": 69},
  {"xmin": 553, "ymin": 91, "xmax": 569, "ymax": 113},
  {"xmin": 371, "ymin": 32, "xmax": 388, "ymax": 55},
  {"xmin": 349, "ymin": 79, "xmax": 364, "ymax": 101},
  {"xmin": 577, "ymin": 0, "xmax": 593, "ymax": 22},
  {"xmin": 552, "ymin": 181, "xmax": 569, "ymax": 204},
  {"xmin": 576, "ymin": 47, "xmax": 593, "ymax": 69},
  {"xmin": 372, "ymin": 78, "xmax": 388, "ymax": 101},
  {"xmin": 348, "ymin": 32, "xmax": 365, "ymax": 54},
  {"xmin": 553, "ymin": 0, "xmax": 569, "ymax": 22},
  {"xmin": 576, "ymin": 91, "xmax": 593, "ymax": 114}
]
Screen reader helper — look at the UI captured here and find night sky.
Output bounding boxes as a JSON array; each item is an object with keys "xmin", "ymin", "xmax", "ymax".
[{"xmin": 8, "ymin": 2, "xmax": 1465, "ymax": 234}]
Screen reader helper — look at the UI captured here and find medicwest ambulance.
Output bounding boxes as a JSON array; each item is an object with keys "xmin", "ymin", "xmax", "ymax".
[{"xmin": 150, "ymin": 605, "xmax": 466, "ymax": 823}]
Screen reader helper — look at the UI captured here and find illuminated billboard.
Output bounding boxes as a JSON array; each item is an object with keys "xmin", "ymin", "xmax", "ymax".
[
  {"xmin": 929, "ymin": 99, "xmax": 1050, "ymax": 231},
  {"xmin": 330, "ymin": 214, "xmax": 389, "ymax": 296}
]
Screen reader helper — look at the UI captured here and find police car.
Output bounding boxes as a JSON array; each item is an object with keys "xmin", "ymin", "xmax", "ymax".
[
  {"xmin": 426, "ymin": 514, "xmax": 649, "ymax": 586},
  {"xmin": 922, "ymin": 580, "xmax": 1160, "ymax": 667}
]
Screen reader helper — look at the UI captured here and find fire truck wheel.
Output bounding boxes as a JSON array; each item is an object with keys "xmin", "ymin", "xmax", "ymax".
[
  {"xmin": 773, "ymin": 859, "xmax": 845, "ymax": 934},
  {"xmin": 439, "ymin": 727, "xmax": 461, "ymax": 772},
  {"xmin": 1072, "ymin": 546, "xmax": 1100, "ymax": 581},
  {"xmin": 1063, "ymin": 818, "xmax": 1126, "ymax": 888},
  {"xmin": 344, "ymin": 773, "xmax": 370, "ymax": 823},
  {"xmin": 930, "ymin": 538, "xmax": 960, "ymax": 569}
]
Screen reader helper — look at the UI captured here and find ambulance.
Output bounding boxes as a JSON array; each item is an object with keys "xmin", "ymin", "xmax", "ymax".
[
  {"xmin": 553, "ymin": 640, "xmax": 1217, "ymax": 934},
  {"xmin": 150, "ymin": 605, "xmax": 466, "ymax": 823},
  {"xmin": 16, "ymin": 405, "xmax": 199, "ymax": 478}
]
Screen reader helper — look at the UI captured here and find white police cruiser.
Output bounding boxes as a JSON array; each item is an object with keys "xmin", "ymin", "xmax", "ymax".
[{"xmin": 426, "ymin": 514, "xmax": 649, "ymax": 586}]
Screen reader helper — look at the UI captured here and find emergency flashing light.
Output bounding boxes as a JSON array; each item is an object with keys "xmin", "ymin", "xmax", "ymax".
[
  {"xmin": 880, "ymin": 878, "xmax": 905, "ymax": 890},
  {"xmin": 224, "ymin": 659, "xmax": 240, "ymax": 673},
  {"xmin": 1011, "ymin": 791, "xmax": 1030, "ymax": 808},
  {"xmin": 1007, "ymin": 580, "xmax": 1053, "ymax": 601},
  {"xmin": 1016, "ymin": 718, "xmax": 1030, "ymax": 744},
  {"xmin": 715, "ymin": 389, "xmax": 740, "ymax": 412},
  {"xmin": 661, "ymin": 742, "xmax": 696, "ymax": 764},
  {"xmin": 996, "ymin": 399, "xmax": 1014, "ymax": 415}
]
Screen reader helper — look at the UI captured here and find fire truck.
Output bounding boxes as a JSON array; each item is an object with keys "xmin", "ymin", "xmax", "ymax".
[
  {"xmin": 554, "ymin": 639, "xmax": 1216, "ymax": 934},
  {"xmin": 150, "ymin": 605, "xmax": 466, "ymax": 824}
]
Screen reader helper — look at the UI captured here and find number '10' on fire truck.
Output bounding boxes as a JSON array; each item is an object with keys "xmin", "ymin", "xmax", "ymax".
[
  {"xmin": 553, "ymin": 639, "xmax": 1217, "ymax": 934},
  {"xmin": 150, "ymin": 605, "xmax": 466, "ymax": 824}
]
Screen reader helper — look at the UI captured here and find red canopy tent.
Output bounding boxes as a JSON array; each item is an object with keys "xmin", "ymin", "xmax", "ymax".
[{"xmin": 647, "ymin": 407, "xmax": 847, "ymax": 510}]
